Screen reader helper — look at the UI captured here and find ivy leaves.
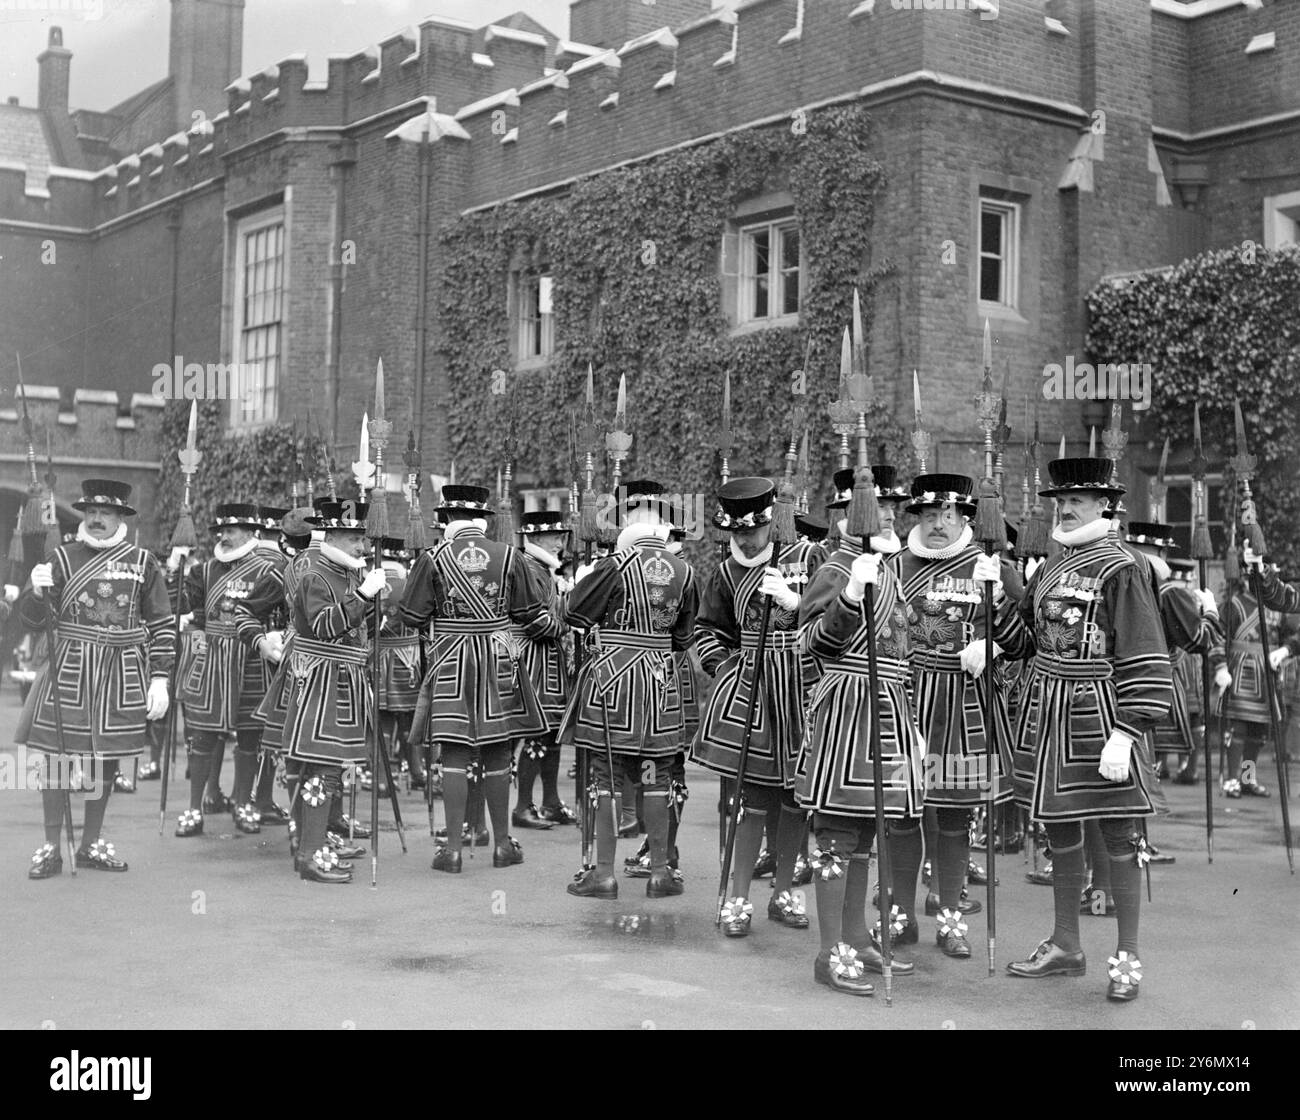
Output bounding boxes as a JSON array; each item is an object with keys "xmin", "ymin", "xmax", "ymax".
[
  {"xmin": 1086, "ymin": 247, "xmax": 1300, "ymax": 567},
  {"xmin": 436, "ymin": 104, "xmax": 910, "ymax": 561}
]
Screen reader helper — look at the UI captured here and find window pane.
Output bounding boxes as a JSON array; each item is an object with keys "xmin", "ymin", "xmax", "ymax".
[
  {"xmin": 981, "ymin": 208, "xmax": 1003, "ymax": 255},
  {"xmin": 781, "ymin": 228, "xmax": 800, "ymax": 316},
  {"xmin": 980, "ymin": 257, "xmax": 1002, "ymax": 302},
  {"xmin": 234, "ymin": 216, "xmax": 284, "ymax": 425}
]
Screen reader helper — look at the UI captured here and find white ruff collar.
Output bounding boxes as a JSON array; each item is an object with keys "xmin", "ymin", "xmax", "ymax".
[
  {"xmin": 77, "ymin": 522, "xmax": 128, "ymax": 550},
  {"xmin": 907, "ymin": 524, "xmax": 973, "ymax": 561},
  {"xmin": 835, "ymin": 519, "xmax": 900, "ymax": 556},
  {"xmin": 1053, "ymin": 519, "xmax": 1112, "ymax": 548},
  {"xmin": 617, "ymin": 524, "xmax": 669, "ymax": 552},
  {"xmin": 256, "ymin": 537, "xmax": 282, "ymax": 552},
  {"xmin": 729, "ymin": 539, "xmax": 773, "ymax": 568},
  {"xmin": 524, "ymin": 539, "xmax": 562, "ymax": 570},
  {"xmin": 319, "ymin": 541, "xmax": 366, "ymax": 570},
  {"xmin": 214, "ymin": 538, "xmax": 259, "ymax": 564}
]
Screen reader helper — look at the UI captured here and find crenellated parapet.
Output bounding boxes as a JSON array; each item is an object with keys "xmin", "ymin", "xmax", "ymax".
[{"xmin": 0, "ymin": 385, "xmax": 165, "ymax": 465}]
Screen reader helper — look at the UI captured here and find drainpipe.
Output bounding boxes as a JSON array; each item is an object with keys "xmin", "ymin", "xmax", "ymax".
[
  {"xmin": 412, "ymin": 127, "xmax": 432, "ymax": 448},
  {"xmin": 326, "ymin": 138, "xmax": 356, "ymax": 448}
]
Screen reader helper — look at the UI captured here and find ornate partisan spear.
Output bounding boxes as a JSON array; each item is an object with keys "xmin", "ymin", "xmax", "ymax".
[
  {"xmin": 911, "ymin": 370, "xmax": 932, "ymax": 474},
  {"xmin": 158, "ymin": 399, "xmax": 201, "ymax": 834},
  {"xmin": 403, "ymin": 430, "xmax": 437, "ymax": 836},
  {"xmin": 837, "ymin": 312, "xmax": 896, "ymax": 1006},
  {"xmin": 574, "ymin": 364, "xmax": 602, "ymax": 875},
  {"xmin": 1231, "ymin": 399, "xmax": 1293, "ymax": 874},
  {"xmin": 599, "ymin": 372, "xmax": 631, "ymax": 851},
  {"xmin": 33, "ymin": 419, "xmax": 77, "ymax": 873},
  {"xmin": 710, "ymin": 371, "xmax": 733, "ymax": 562},
  {"xmin": 1189, "ymin": 407, "xmax": 1216, "ymax": 863},
  {"xmin": 974, "ymin": 320, "xmax": 1007, "ymax": 977}
]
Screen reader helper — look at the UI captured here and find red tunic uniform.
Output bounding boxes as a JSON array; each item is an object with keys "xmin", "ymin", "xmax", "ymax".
[{"xmin": 16, "ymin": 538, "xmax": 175, "ymax": 758}]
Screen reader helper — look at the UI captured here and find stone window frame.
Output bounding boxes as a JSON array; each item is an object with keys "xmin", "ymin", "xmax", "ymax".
[
  {"xmin": 1263, "ymin": 190, "xmax": 1300, "ymax": 251},
  {"xmin": 508, "ymin": 265, "xmax": 555, "ymax": 370},
  {"xmin": 722, "ymin": 190, "xmax": 805, "ymax": 336},
  {"xmin": 970, "ymin": 173, "xmax": 1037, "ymax": 336},
  {"xmin": 227, "ymin": 200, "xmax": 288, "ymax": 429}
]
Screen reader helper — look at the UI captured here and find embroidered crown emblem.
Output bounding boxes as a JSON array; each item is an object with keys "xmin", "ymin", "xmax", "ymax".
[
  {"xmin": 642, "ymin": 555, "xmax": 674, "ymax": 587},
  {"xmin": 457, "ymin": 542, "xmax": 490, "ymax": 574}
]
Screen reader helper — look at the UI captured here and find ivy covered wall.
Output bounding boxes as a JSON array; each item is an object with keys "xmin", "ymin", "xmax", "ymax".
[
  {"xmin": 435, "ymin": 104, "xmax": 911, "ymax": 549},
  {"xmin": 1085, "ymin": 246, "xmax": 1300, "ymax": 567}
]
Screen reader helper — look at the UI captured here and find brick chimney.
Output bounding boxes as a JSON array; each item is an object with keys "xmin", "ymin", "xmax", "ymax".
[
  {"xmin": 37, "ymin": 26, "xmax": 71, "ymax": 112},
  {"xmin": 169, "ymin": 0, "xmax": 244, "ymax": 129},
  {"xmin": 569, "ymin": 0, "xmax": 712, "ymax": 49}
]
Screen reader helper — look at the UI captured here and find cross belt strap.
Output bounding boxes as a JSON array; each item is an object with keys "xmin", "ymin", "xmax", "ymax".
[{"xmin": 57, "ymin": 623, "xmax": 148, "ymax": 648}]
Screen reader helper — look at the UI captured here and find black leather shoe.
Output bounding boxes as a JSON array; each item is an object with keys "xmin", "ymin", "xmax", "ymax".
[
  {"xmin": 28, "ymin": 843, "xmax": 63, "ymax": 880},
  {"xmin": 175, "ymin": 809, "xmax": 204, "ymax": 837},
  {"xmin": 257, "ymin": 802, "xmax": 290, "ymax": 826},
  {"xmin": 752, "ymin": 849, "xmax": 777, "ymax": 879},
  {"xmin": 567, "ymin": 867, "xmax": 617, "ymax": 899},
  {"xmin": 492, "ymin": 837, "xmax": 524, "ymax": 867},
  {"xmin": 326, "ymin": 834, "xmax": 366, "ymax": 860},
  {"xmin": 75, "ymin": 840, "xmax": 128, "ymax": 872},
  {"xmin": 203, "ymin": 792, "xmax": 233, "ymax": 815},
  {"xmin": 434, "ymin": 824, "xmax": 490, "ymax": 846},
  {"xmin": 872, "ymin": 908, "xmax": 920, "ymax": 946},
  {"xmin": 1172, "ymin": 765, "xmax": 1199, "ymax": 785},
  {"xmin": 855, "ymin": 938, "xmax": 916, "ymax": 975},
  {"xmin": 768, "ymin": 889, "xmax": 811, "ymax": 929},
  {"xmin": 300, "ymin": 856, "xmax": 352, "ymax": 884},
  {"xmin": 511, "ymin": 805, "xmax": 554, "ymax": 830},
  {"xmin": 924, "ymin": 890, "xmax": 982, "ymax": 916},
  {"xmin": 1025, "ymin": 864, "xmax": 1054, "ymax": 886},
  {"xmin": 234, "ymin": 804, "xmax": 262, "ymax": 834},
  {"xmin": 539, "ymin": 801, "xmax": 578, "ymax": 825},
  {"xmin": 1145, "ymin": 842, "xmax": 1176, "ymax": 865},
  {"xmin": 1106, "ymin": 952, "xmax": 1142, "ymax": 1002},
  {"xmin": 623, "ymin": 840, "xmax": 652, "ymax": 878},
  {"xmin": 1006, "ymin": 938, "xmax": 1086, "ymax": 978},
  {"xmin": 935, "ymin": 909, "xmax": 973, "ymax": 958},
  {"xmin": 431, "ymin": 846, "xmax": 462, "ymax": 874},
  {"xmin": 791, "ymin": 854, "xmax": 813, "ymax": 886},
  {"xmin": 646, "ymin": 869, "xmax": 685, "ymax": 898},
  {"xmin": 329, "ymin": 815, "xmax": 371, "ymax": 839},
  {"xmin": 113, "ymin": 771, "xmax": 136, "ymax": 794},
  {"xmin": 813, "ymin": 945, "xmax": 875, "ymax": 997},
  {"xmin": 967, "ymin": 859, "xmax": 997, "ymax": 886},
  {"xmin": 138, "ymin": 761, "xmax": 161, "ymax": 780},
  {"xmin": 719, "ymin": 897, "xmax": 753, "ymax": 937}
]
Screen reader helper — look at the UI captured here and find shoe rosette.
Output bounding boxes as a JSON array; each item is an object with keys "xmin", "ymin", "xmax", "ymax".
[
  {"xmin": 311, "ymin": 847, "xmax": 341, "ymax": 872},
  {"xmin": 828, "ymin": 942, "xmax": 865, "ymax": 980},
  {"xmin": 31, "ymin": 842, "xmax": 58, "ymax": 867},
  {"xmin": 812, "ymin": 846, "xmax": 845, "ymax": 881},
  {"xmin": 1107, "ymin": 951, "xmax": 1142, "ymax": 988},
  {"xmin": 873, "ymin": 904, "xmax": 909, "ymax": 940},
  {"xmin": 937, "ymin": 907, "xmax": 968, "ymax": 938},
  {"xmin": 87, "ymin": 839, "xmax": 117, "ymax": 864},
  {"xmin": 720, "ymin": 897, "xmax": 754, "ymax": 924},
  {"xmin": 772, "ymin": 889, "xmax": 806, "ymax": 918},
  {"xmin": 301, "ymin": 776, "xmax": 327, "ymax": 807}
]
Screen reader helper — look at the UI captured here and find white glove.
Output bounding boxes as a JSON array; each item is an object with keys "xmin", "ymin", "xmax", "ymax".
[
  {"xmin": 257, "ymin": 631, "xmax": 285, "ymax": 663},
  {"xmin": 971, "ymin": 553, "xmax": 1003, "ymax": 592},
  {"xmin": 145, "ymin": 677, "xmax": 169, "ymax": 721},
  {"xmin": 357, "ymin": 568, "xmax": 388, "ymax": 600},
  {"xmin": 166, "ymin": 546, "xmax": 190, "ymax": 573},
  {"xmin": 1242, "ymin": 543, "xmax": 1265, "ymax": 570},
  {"xmin": 1098, "ymin": 729, "xmax": 1134, "ymax": 783},
  {"xmin": 1214, "ymin": 666, "xmax": 1233, "ymax": 690},
  {"xmin": 1269, "ymin": 647, "xmax": 1291, "ymax": 671},
  {"xmin": 959, "ymin": 639, "xmax": 1004, "ymax": 678},
  {"xmin": 574, "ymin": 562, "xmax": 597, "ymax": 585},
  {"xmin": 1025, "ymin": 556, "xmax": 1043, "ymax": 581},
  {"xmin": 29, "ymin": 562, "xmax": 54, "ymax": 597},
  {"xmin": 3, "ymin": 584, "xmax": 17, "ymax": 604},
  {"xmin": 845, "ymin": 553, "xmax": 881, "ymax": 602},
  {"xmin": 1193, "ymin": 588, "xmax": 1218, "ymax": 615},
  {"xmin": 555, "ymin": 575, "xmax": 575, "ymax": 595},
  {"xmin": 760, "ymin": 568, "xmax": 800, "ymax": 612},
  {"xmin": 180, "ymin": 612, "xmax": 195, "ymax": 630}
]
